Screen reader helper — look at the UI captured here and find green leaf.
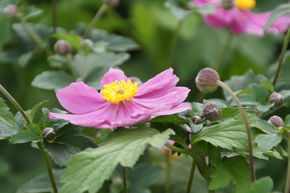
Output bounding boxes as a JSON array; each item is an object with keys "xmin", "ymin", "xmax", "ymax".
[
  {"xmin": 0, "ymin": 97, "xmax": 18, "ymax": 140},
  {"xmin": 250, "ymin": 177, "xmax": 273, "ymax": 193},
  {"xmin": 264, "ymin": 3, "xmax": 290, "ymax": 31},
  {"xmin": 251, "ymin": 120, "xmax": 277, "ymax": 134},
  {"xmin": 32, "ymin": 71, "xmax": 74, "ymax": 90},
  {"xmin": 28, "ymin": 100, "xmax": 48, "ymax": 122},
  {"xmin": 208, "ymin": 164, "xmax": 232, "ymax": 190},
  {"xmin": 41, "ymin": 108, "xmax": 69, "ymax": 130},
  {"xmin": 151, "ymin": 114, "xmax": 188, "ymax": 125},
  {"xmin": 195, "ymin": 113, "xmax": 257, "ymax": 150},
  {"xmin": 54, "ymin": 33, "xmax": 83, "ymax": 49},
  {"xmin": 10, "ymin": 124, "xmax": 42, "ymax": 144},
  {"xmin": 165, "ymin": 0, "xmax": 191, "ymax": 20},
  {"xmin": 255, "ymin": 134, "xmax": 282, "ymax": 152},
  {"xmin": 103, "ymin": 34, "xmax": 139, "ymax": 52},
  {"xmin": 60, "ymin": 128, "xmax": 174, "ymax": 193},
  {"xmin": 285, "ymin": 115, "xmax": 290, "ymax": 126},
  {"xmin": 16, "ymin": 171, "xmax": 62, "ymax": 193}
]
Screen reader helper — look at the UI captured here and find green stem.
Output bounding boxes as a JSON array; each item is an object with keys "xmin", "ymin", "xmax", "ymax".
[
  {"xmin": 285, "ymin": 135, "xmax": 290, "ymax": 193},
  {"xmin": 0, "ymin": 84, "xmax": 58, "ymax": 193},
  {"xmin": 165, "ymin": 152, "xmax": 171, "ymax": 193},
  {"xmin": 122, "ymin": 167, "xmax": 127, "ymax": 193},
  {"xmin": 272, "ymin": 29, "xmax": 290, "ymax": 87},
  {"xmin": 66, "ymin": 54, "xmax": 78, "ymax": 79},
  {"xmin": 168, "ymin": 20, "xmax": 182, "ymax": 68},
  {"xmin": 165, "ymin": 143, "xmax": 190, "ymax": 155},
  {"xmin": 215, "ymin": 33, "xmax": 233, "ymax": 74},
  {"xmin": 51, "ymin": 0, "xmax": 57, "ymax": 33},
  {"xmin": 185, "ymin": 159, "xmax": 196, "ymax": 193},
  {"xmin": 20, "ymin": 18, "xmax": 52, "ymax": 55},
  {"xmin": 84, "ymin": 4, "xmax": 107, "ymax": 36},
  {"xmin": 217, "ymin": 80, "xmax": 255, "ymax": 181}
]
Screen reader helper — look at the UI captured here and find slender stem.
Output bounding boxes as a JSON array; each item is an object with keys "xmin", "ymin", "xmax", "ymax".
[
  {"xmin": 284, "ymin": 135, "xmax": 290, "ymax": 193},
  {"xmin": 0, "ymin": 84, "xmax": 58, "ymax": 193},
  {"xmin": 0, "ymin": 84, "xmax": 31, "ymax": 124},
  {"xmin": 122, "ymin": 167, "xmax": 127, "ymax": 193},
  {"xmin": 165, "ymin": 143, "xmax": 190, "ymax": 155},
  {"xmin": 217, "ymin": 80, "xmax": 255, "ymax": 181},
  {"xmin": 84, "ymin": 4, "xmax": 107, "ymax": 36},
  {"xmin": 51, "ymin": 0, "xmax": 57, "ymax": 33},
  {"xmin": 272, "ymin": 29, "xmax": 290, "ymax": 87},
  {"xmin": 168, "ymin": 20, "xmax": 182, "ymax": 68},
  {"xmin": 185, "ymin": 159, "xmax": 196, "ymax": 193},
  {"xmin": 38, "ymin": 142, "xmax": 59, "ymax": 193},
  {"xmin": 215, "ymin": 33, "xmax": 233, "ymax": 74},
  {"xmin": 165, "ymin": 152, "xmax": 171, "ymax": 193}
]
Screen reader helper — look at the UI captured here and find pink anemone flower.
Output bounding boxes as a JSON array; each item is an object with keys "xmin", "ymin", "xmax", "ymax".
[
  {"xmin": 49, "ymin": 68, "xmax": 191, "ymax": 130},
  {"xmin": 194, "ymin": 0, "xmax": 290, "ymax": 36}
]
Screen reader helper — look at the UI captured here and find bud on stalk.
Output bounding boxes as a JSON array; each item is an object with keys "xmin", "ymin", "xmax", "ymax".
[
  {"xmin": 3, "ymin": 5, "xmax": 19, "ymax": 18},
  {"xmin": 195, "ymin": 68, "xmax": 220, "ymax": 93},
  {"xmin": 203, "ymin": 102, "xmax": 221, "ymax": 121},
  {"xmin": 54, "ymin": 40, "xmax": 72, "ymax": 55},
  {"xmin": 42, "ymin": 127, "xmax": 56, "ymax": 141},
  {"xmin": 268, "ymin": 115, "xmax": 284, "ymax": 128},
  {"xmin": 269, "ymin": 92, "xmax": 284, "ymax": 106}
]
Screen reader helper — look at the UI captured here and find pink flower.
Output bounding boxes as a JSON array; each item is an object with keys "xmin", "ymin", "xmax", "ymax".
[
  {"xmin": 49, "ymin": 68, "xmax": 191, "ymax": 129},
  {"xmin": 194, "ymin": 0, "xmax": 290, "ymax": 36}
]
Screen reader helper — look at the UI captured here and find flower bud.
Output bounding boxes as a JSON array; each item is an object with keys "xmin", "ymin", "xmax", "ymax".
[
  {"xmin": 203, "ymin": 102, "xmax": 221, "ymax": 121},
  {"xmin": 191, "ymin": 116, "xmax": 202, "ymax": 124},
  {"xmin": 129, "ymin": 77, "xmax": 142, "ymax": 84},
  {"xmin": 221, "ymin": 0, "xmax": 235, "ymax": 9},
  {"xmin": 3, "ymin": 5, "xmax": 19, "ymax": 18},
  {"xmin": 195, "ymin": 68, "xmax": 220, "ymax": 93},
  {"xmin": 103, "ymin": 0, "xmax": 119, "ymax": 6},
  {"xmin": 268, "ymin": 115, "xmax": 283, "ymax": 128},
  {"xmin": 80, "ymin": 39, "xmax": 93, "ymax": 48},
  {"xmin": 42, "ymin": 127, "xmax": 56, "ymax": 141},
  {"xmin": 269, "ymin": 92, "xmax": 284, "ymax": 106},
  {"xmin": 54, "ymin": 40, "xmax": 72, "ymax": 55}
]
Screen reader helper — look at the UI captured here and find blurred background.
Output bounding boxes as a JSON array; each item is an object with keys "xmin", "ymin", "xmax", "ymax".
[{"xmin": 0, "ymin": 0, "xmax": 289, "ymax": 192}]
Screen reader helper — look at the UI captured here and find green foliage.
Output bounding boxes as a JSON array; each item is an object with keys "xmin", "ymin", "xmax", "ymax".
[
  {"xmin": 255, "ymin": 134, "xmax": 282, "ymax": 152},
  {"xmin": 0, "ymin": 97, "xmax": 18, "ymax": 140},
  {"xmin": 10, "ymin": 124, "xmax": 42, "ymax": 144},
  {"xmin": 54, "ymin": 33, "xmax": 83, "ymax": 49},
  {"xmin": 60, "ymin": 128, "xmax": 174, "ymax": 193},
  {"xmin": 250, "ymin": 177, "xmax": 274, "ymax": 193}
]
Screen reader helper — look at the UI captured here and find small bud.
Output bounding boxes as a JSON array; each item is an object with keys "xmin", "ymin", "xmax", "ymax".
[
  {"xmin": 42, "ymin": 127, "xmax": 56, "ymax": 141},
  {"xmin": 103, "ymin": 0, "xmax": 119, "ymax": 6},
  {"xmin": 54, "ymin": 40, "xmax": 72, "ymax": 55},
  {"xmin": 195, "ymin": 68, "xmax": 220, "ymax": 93},
  {"xmin": 3, "ymin": 5, "xmax": 19, "ymax": 18},
  {"xmin": 80, "ymin": 39, "xmax": 93, "ymax": 48},
  {"xmin": 129, "ymin": 77, "xmax": 142, "ymax": 84},
  {"xmin": 268, "ymin": 115, "xmax": 284, "ymax": 128},
  {"xmin": 221, "ymin": 0, "xmax": 235, "ymax": 9},
  {"xmin": 269, "ymin": 92, "xmax": 284, "ymax": 106},
  {"xmin": 203, "ymin": 102, "xmax": 221, "ymax": 121},
  {"xmin": 191, "ymin": 116, "xmax": 202, "ymax": 124}
]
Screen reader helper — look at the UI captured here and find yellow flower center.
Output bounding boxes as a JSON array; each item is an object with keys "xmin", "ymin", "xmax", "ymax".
[
  {"xmin": 100, "ymin": 80, "xmax": 139, "ymax": 104},
  {"xmin": 235, "ymin": 0, "xmax": 256, "ymax": 10}
]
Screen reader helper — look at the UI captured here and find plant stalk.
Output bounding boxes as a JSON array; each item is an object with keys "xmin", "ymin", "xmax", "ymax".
[
  {"xmin": 84, "ymin": 3, "xmax": 107, "ymax": 36},
  {"xmin": 122, "ymin": 167, "xmax": 128, "ymax": 193},
  {"xmin": 285, "ymin": 134, "xmax": 290, "ymax": 193},
  {"xmin": 0, "ymin": 84, "xmax": 58, "ymax": 193},
  {"xmin": 51, "ymin": 0, "xmax": 57, "ymax": 33},
  {"xmin": 215, "ymin": 33, "xmax": 233, "ymax": 74},
  {"xmin": 217, "ymin": 80, "xmax": 255, "ymax": 181},
  {"xmin": 165, "ymin": 143, "xmax": 190, "ymax": 155},
  {"xmin": 185, "ymin": 159, "xmax": 196, "ymax": 193},
  {"xmin": 168, "ymin": 20, "xmax": 182, "ymax": 68},
  {"xmin": 272, "ymin": 29, "xmax": 290, "ymax": 87}
]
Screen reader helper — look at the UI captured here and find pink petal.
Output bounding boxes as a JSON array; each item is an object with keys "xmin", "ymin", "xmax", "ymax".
[
  {"xmin": 193, "ymin": 0, "xmax": 216, "ymax": 5},
  {"xmin": 153, "ymin": 103, "xmax": 192, "ymax": 116},
  {"xmin": 101, "ymin": 68, "xmax": 129, "ymax": 87},
  {"xmin": 56, "ymin": 82, "xmax": 106, "ymax": 114},
  {"xmin": 204, "ymin": 7, "xmax": 235, "ymax": 28}
]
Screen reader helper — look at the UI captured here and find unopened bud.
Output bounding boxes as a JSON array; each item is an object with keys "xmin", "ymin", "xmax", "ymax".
[
  {"xmin": 268, "ymin": 115, "xmax": 283, "ymax": 128},
  {"xmin": 103, "ymin": 0, "xmax": 119, "ymax": 6},
  {"xmin": 191, "ymin": 116, "xmax": 202, "ymax": 124},
  {"xmin": 129, "ymin": 77, "xmax": 142, "ymax": 84},
  {"xmin": 54, "ymin": 40, "xmax": 72, "ymax": 55},
  {"xmin": 81, "ymin": 39, "xmax": 93, "ymax": 48},
  {"xmin": 42, "ymin": 127, "xmax": 56, "ymax": 141},
  {"xmin": 203, "ymin": 102, "xmax": 221, "ymax": 121},
  {"xmin": 221, "ymin": 0, "xmax": 235, "ymax": 9},
  {"xmin": 269, "ymin": 92, "xmax": 284, "ymax": 106},
  {"xmin": 3, "ymin": 5, "xmax": 19, "ymax": 18},
  {"xmin": 195, "ymin": 68, "xmax": 220, "ymax": 93}
]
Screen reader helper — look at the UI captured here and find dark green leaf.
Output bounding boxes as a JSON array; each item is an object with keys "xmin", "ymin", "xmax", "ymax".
[
  {"xmin": 0, "ymin": 97, "xmax": 18, "ymax": 140},
  {"xmin": 10, "ymin": 124, "xmax": 42, "ymax": 144},
  {"xmin": 151, "ymin": 114, "xmax": 188, "ymax": 124},
  {"xmin": 250, "ymin": 177, "xmax": 273, "ymax": 193}
]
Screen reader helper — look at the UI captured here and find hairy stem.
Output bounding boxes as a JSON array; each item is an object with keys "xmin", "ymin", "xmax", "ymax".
[
  {"xmin": 122, "ymin": 167, "xmax": 127, "ymax": 193},
  {"xmin": 168, "ymin": 20, "xmax": 182, "ymax": 68},
  {"xmin": 0, "ymin": 84, "xmax": 58, "ymax": 193},
  {"xmin": 215, "ymin": 33, "xmax": 233, "ymax": 74},
  {"xmin": 272, "ymin": 29, "xmax": 290, "ymax": 87},
  {"xmin": 51, "ymin": 0, "xmax": 57, "ymax": 33},
  {"xmin": 285, "ymin": 135, "xmax": 290, "ymax": 193},
  {"xmin": 165, "ymin": 143, "xmax": 190, "ymax": 155},
  {"xmin": 84, "ymin": 3, "xmax": 107, "ymax": 36},
  {"xmin": 185, "ymin": 159, "xmax": 196, "ymax": 193},
  {"xmin": 217, "ymin": 80, "xmax": 255, "ymax": 181}
]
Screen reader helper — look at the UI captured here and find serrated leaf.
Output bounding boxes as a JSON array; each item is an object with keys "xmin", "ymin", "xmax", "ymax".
[
  {"xmin": 250, "ymin": 177, "xmax": 273, "ymax": 193},
  {"xmin": 195, "ymin": 113, "xmax": 257, "ymax": 150},
  {"xmin": 251, "ymin": 120, "xmax": 277, "ymax": 134},
  {"xmin": 255, "ymin": 134, "xmax": 282, "ymax": 152},
  {"xmin": 60, "ymin": 128, "xmax": 174, "ymax": 193},
  {"xmin": 32, "ymin": 71, "xmax": 74, "ymax": 90},
  {"xmin": 10, "ymin": 124, "xmax": 42, "ymax": 144},
  {"xmin": 264, "ymin": 3, "xmax": 290, "ymax": 31},
  {"xmin": 16, "ymin": 171, "xmax": 62, "ymax": 193},
  {"xmin": 0, "ymin": 97, "xmax": 18, "ymax": 140}
]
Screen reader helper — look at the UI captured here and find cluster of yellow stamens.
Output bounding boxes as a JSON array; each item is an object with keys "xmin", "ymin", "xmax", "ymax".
[
  {"xmin": 100, "ymin": 80, "xmax": 139, "ymax": 104},
  {"xmin": 235, "ymin": 0, "xmax": 256, "ymax": 10}
]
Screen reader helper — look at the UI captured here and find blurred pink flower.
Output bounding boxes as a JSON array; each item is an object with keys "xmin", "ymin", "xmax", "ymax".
[
  {"xmin": 49, "ymin": 68, "xmax": 191, "ymax": 129},
  {"xmin": 194, "ymin": 0, "xmax": 290, "ymax": 36}
]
